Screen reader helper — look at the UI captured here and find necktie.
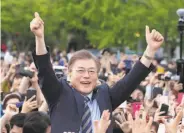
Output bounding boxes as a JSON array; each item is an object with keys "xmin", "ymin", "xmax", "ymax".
[{"xmin": 81, "ymin": 97, "xmax": 92, "ymax": 133}]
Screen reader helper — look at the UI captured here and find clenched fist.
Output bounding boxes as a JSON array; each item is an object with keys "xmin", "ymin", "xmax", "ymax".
[
  {"xmin": 30, "ymin": 12, "xmax": 44, "ymax": 38},
  {"xmin": 145, "ymin": 25, "xmax": 164, "ymax": 54}
]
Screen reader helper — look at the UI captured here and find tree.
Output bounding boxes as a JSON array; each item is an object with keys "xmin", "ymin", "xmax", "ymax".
[{"xmin": 2, "ymin": 0, "xmax": 184, "ymax": 52}]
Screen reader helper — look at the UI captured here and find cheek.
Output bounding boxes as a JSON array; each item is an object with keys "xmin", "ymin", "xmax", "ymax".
[{"xmin": 91, "ymin": 76, "xmax": 98, "ymax": 85}]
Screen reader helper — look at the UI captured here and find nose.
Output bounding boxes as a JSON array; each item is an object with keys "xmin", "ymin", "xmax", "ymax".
[{"xmin": 83, "ymin": 70, "xmax": 90, "ymax": 78}]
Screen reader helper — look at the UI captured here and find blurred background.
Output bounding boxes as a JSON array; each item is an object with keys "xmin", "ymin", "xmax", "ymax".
[{"xmin": 1, "ymin": 0, "xmax": 184, "ymax": 60}]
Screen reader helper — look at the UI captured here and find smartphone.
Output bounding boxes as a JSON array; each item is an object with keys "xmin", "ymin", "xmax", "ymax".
[
  {"xmin": 27, "ymin": 89, "xmax": 37, "ymax": 101},
  {"xmin": 27, "ymin": 88, "xmax": 38, "ymax": 112},
  {"xmin": 160, "ymin": 104, "xmax": 169, "ymax": 116},
  {"xmin": 19, "ymin": 68, "xmax": 34, "ymax": 78},
  {"xmin": 131, "ymin": 102, "xmax": 141, "ymax": 118}
]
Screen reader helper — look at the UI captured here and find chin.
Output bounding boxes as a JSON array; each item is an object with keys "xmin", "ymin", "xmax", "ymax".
[{"xmin": 80, "ymin": 87, "xmax": 93, "ymax": 95}]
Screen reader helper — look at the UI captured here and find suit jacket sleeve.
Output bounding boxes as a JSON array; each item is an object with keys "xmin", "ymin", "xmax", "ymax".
[
  {"xmin": 32, "ymin": 48, "xmax": 63, "ymax": 106},
  {"xmin": 109, "ymin": 60, "xmax": 155, "ymax": 110}
]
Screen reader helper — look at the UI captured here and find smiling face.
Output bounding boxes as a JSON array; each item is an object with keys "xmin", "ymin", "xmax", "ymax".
[{"xmin": 69, "ymin": 59, "xmax": 98, "ymax": 95}]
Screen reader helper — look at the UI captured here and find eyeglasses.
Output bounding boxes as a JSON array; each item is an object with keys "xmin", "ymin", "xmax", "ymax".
[{"xmin": 73, "ymin": 68, "xmax": 97, "ymax": 75}]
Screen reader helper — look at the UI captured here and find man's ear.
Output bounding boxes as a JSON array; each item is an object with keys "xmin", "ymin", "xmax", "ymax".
[{"xmin": 68, "ymin": 71, "xmax": 72, "ymax": 78}]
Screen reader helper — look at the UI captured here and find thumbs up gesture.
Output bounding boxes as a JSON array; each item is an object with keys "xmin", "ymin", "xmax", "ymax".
[
  {"xmin": 145, "ymin": 26, "xmax": 164, "ymax": 56},
  {"xmin": 30, "ymin": 12, "xmax": 44, "ymax": 38}
]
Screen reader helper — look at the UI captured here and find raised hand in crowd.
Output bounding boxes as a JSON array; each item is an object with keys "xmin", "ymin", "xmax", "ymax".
[
  {"xmin": 21, "ymin": 95, "xmax": 38, "ymax": 113},
  {"xmin": 141, "ymin": 26, "xmax": 164, "ymax": 68},
  {"xmin": 115, "ymin": 111, "xmax": 132, "ymax": 133},
  {"xmin": 131, "ymin": 112, "xmax": 153, "ymax": 133},
  {"xmin": 30, "ymin": 12, "xmax": 47, "ymax": 55},
  {"xmin": 154, "ymin": 107, "xmax": 167, "ymax": 122},
  {"xmin": 94, "ymin": 110, "xmax": 111, "ymax": 133},
  {"xmin": 162, "ymin": 110, "xmax": 183, "ymax": 133},
  {"xmin": 144, "ymin": 98, "xmax": 155, "ymax": 111},
  {"xmin": 1, "ymin": 104, "xmax": 19, "ymax": 131},
  {"xmin": 30, "ymin": 12, "xmax": 44, "ymax": 38}
]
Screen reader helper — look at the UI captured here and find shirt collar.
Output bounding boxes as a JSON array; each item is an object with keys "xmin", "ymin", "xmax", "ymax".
[{"xmin": 87, "ymin": 91, "xmax": 93, "ymax": 101}]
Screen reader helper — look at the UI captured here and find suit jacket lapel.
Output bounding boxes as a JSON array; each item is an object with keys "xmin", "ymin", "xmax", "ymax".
[
  {"xmin": 96, "ymin": 87, "xmax": 107, "ymax": 115},
  {"xmin": 73, "ymin": 89, "xmax": 85, "ymax": 120}
]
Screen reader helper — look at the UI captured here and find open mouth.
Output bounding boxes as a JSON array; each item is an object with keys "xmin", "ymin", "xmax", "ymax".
[{"xmin": 80, "ymin": 81, "xmax": 91, "ymax": 85}]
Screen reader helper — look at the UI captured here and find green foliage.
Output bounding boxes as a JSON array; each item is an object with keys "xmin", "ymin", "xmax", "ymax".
[{"xmin": 1, "ymin": 0, "xmax": 184, "ymax": 51}]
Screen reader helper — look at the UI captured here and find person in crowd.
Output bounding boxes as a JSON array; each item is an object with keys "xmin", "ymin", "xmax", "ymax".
[
  {"xmin": 10, "ymin": 113, "xmax": 26, "ymax": 133},
  {"xmin": 23, "ymin": 111, "xmax": 51, "ymax": 133}
]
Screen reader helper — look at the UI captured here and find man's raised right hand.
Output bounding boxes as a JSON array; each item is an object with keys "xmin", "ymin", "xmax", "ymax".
[{"xmin": 30, "ymin": 12, "xmax": 44, "ymax": 38}]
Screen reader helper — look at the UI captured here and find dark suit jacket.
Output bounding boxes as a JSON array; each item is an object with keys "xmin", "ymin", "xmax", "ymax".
[{"xmin": 32, "ymin": 50, "xmax": 153, "ymax": 133}]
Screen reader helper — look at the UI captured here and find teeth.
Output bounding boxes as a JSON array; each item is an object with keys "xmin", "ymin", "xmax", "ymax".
[{"xmin": 81, "ymin": 82, "xmax": 90, "ymax": 84}]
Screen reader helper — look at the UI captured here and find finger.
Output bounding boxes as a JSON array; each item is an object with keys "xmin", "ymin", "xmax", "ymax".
[
  {"xmin": 155, "ymin": 32, "xmax": 160, "ymax": 41},
  {"xmin": 9, "ymin": 104, "xmax": 17, "ymax": 109},
  {"xmin": 28, "ymin": 95, "xmax": 36, "ymax": 102},
  {"xmin": 101, "ymin": 110, "xmax": 107, "ymax": 120},
  {"xmin": 156, "ymin": 33, "xmax": 163, "ymax": 41},
  {"xmin": 35, "ymin": 12, "xmax": 40, "ymax": 18},
  {"xmin": 106, "ymin": 112, "xmax": 110, "ymax": 121},
  {"xmin": 30, "ymin": 102, "xmax": 37, "ymax": 106},
  {"xmin": 135, "ymin": 111, "xmax": 140, "ymax": 121},
  {"xmin": 30, "ymin": 100, "xmax": 37, "ymax": 104},
  {"xmin": 108, "ymin": 120, "xmax": 111, "ymax": 127},
  {"xmin": 151, "ymin": 29, "xmax": 156, "ymax": 39},
  {"xmin": 120, "ymin": 111, "xmax": 126, "ymax": 122},
  {"xmin": 9, "ymin": 104, "xmax": 18, "ymax": 112},
  {"xmin": 104, "ymin": 110, "xmax": 109, "ymax": 119},
  {"xmin": 161, "ymin": 117, "xmax": 168, "ymax": 126},
  {"xmin": 93, "ymin": 120, "xmax": 99, "ymax": 132},
  {"xmin": 174, "ymin": 110, "xmax": 183, "ymax": 125},
  {"xmin": 24, "ymin": 96, "xmax": 27, "ymax": 102},
  {"xmin": 142, "ymin": 111, "xmax": 147, "ymax": 122},
  {"xmin": 157, "ymin": 36, "xmax": 163, "ymax": 42},
  {"xmin": 127, "ymin": 113, "xmax": 133, "ymax": 122},
  {"xmin": 39, "ymin": 18, "xmax": 44, "ymax": 25},
  {"xmin": 147, "ymin": 117, "xmax": 153, "ymax": 127},
  {"xmin": 116, "ymin": 114, "xmax": 124, "ymax": 123},
  {"xmin": 31, "ymin": 24, "xmax": 39, "ymax": 31},
  {"xmin": 115, "ymin": 120, "xmax": 121, "ymax": 127},
  {"xmin": 94, "ymin": 120, "xmax": 99, "ymax": 126},
  {"xmin": 159, "ymin": 111, "xmax": 165, "ymax": 115},
  {"xmin": 145, "ymin": 25, "xmax": 150, "ymax": 35},
  {"xmin": 31, "ymin": 105, "xmax": 38, "ymax": 109},
  {"xmin": 156, "ymin": 108, "xmax": 160, "ymax": 113}
]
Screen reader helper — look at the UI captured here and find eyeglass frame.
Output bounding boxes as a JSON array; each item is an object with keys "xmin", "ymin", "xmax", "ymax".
[{"xmin": 72, "ymin": 67, "xmax": 98, "ymax": 76}]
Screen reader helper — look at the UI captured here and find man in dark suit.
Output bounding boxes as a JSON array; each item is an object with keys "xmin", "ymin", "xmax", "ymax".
[{"xmin": 30, "ymin": 12, "xmax": 164, "ymax": 133}]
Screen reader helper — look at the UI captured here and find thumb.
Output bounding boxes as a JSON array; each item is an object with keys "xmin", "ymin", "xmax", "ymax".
[
  {"xmin": 35, "ymin": 12, "xmax": 39, "ymax": 18},
  {"xmin": 93, "ymin": 120, "xmax": 99, "ymax": 129},
  {"xmin": 145, "ymin": 25, "xmax": 150, "ymax": 36},
  {"xmin": 94, "ymin": 120, "xmax": 99, "ymax": 126}
]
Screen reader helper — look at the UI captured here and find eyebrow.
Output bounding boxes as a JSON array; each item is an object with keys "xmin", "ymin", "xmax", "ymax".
[{"xmin": 77, "ymin": 67, "xmax": 96, "ymax": 69}]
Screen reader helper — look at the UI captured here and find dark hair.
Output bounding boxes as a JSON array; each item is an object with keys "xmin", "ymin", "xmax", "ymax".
[
  {"xmin": 152, "ymin": 122, "xmax": 159, "ymax": 132},
  {"xmin": 23, "ymin": 111, "xmax": 50, "ymax": 133},
  {"xmin": 5, "ymin": 123, "xmax": 11, "ymax": 133},
  {"xmin": 68, "ymin": 49, "xmax": 101, "ymax": 72},
  {"xmin": 10, "ymin": 113, "xmax": 26, "ymax": 128},
  {"xmin": 2, "ymin": 93, "xmax": 21, "ymax": 109}
]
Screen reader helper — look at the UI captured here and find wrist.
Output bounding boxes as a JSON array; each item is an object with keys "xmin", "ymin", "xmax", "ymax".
[
  {"xmin": 21, "ymin": 109, "xmax": 28, "ymax": 113},
  {"xmin": 144, "ymin": 47, "xmax": 156, "ymax": 59},
  {"xmin": 3, "ymin": 113, "xmax": 12, "ymax": 121},
  {"xmin": 31, "ymin": 82, "xmax": 38, "ymax": 88},
  {"xmin": 36, "ymin": 35, "xmax": 44, "ymax": 39}
]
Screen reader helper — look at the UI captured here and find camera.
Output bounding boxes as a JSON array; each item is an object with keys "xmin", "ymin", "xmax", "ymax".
[
  {"xmin": 53, "ymin": 66, "xmax": 66, "ymax": 79},
  {"xmin": 158, "ymin": 72, "xmax": 180, "ymax": 81},
  {"xmin": 16, "ymin": 65, "xmax": 34, "ymax": 78}
]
